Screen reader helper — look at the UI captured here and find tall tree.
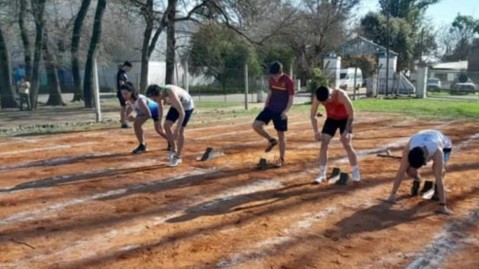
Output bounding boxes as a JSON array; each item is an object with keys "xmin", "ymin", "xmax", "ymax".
[
  {"xmin": 442, "ymin": 15, "xmax": 479, "ymax": 61},
  {"xmin": 30, "ymin": 0, "xmax": 46, "ymax": 109},
  {"xmin": 18, "ymin": 0, "xmax": 33, "ymax": 81},
  {"xmin": 43, "ymin": 30, "xmax": 65, "ymax": 106},
  {"xmin": 189, "ymin": 23, "xmax": 261, "ymax": 93},
  {"xmin": 379, "ymin": 0, "xmax": 440, "ymax": 28},
  {"xmin": 83, "ymin": 0, "xmax": 107, "ymax": 108},
  {"xmin": 165, "ymin": 0, "xmax": 177, "ymax": 84},
  {"xmin": 287, "ymin": 0, "xmax": 360, "ymax": 81},
  {"xmin": 0, "ymin": 25, "xmax": 17, "ymax": 108},
  {"xmin": 361, "ymin": 13, "xmax": 413, "ymax": 70},
  {"xmin": 71, "ymin": 0, "xmax": 92, "ymax": 102}
]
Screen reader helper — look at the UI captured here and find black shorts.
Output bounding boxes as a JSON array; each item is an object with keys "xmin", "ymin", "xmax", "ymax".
[
  {"xmin": 443, "ymin": 148, "xmax": 452, "ymax": 163},
  {"xmin": 165, "ymin": 107, "xmax": 194, "ymax": 127},
  {"xmin": 116, "ymin": 91, "xmax": 126, "ymax": 107},
  {"xmin": 322, "ymin": 118, "xmax": 351, "ymax": 137},
  {"xmin": 255, "ymin": 108, "xmax": 287, "ymax": 132}
]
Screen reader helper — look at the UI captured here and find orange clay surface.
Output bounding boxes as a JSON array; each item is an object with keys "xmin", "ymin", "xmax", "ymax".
[{"xmin": 0, "ymin": 112, "xmax": 478, "ymax": 269}]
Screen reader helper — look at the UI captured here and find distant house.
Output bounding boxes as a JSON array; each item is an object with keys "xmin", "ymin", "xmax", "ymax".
[{"xmin": 428, "ymin": 61, "xmax": 468, "ymax": 89}]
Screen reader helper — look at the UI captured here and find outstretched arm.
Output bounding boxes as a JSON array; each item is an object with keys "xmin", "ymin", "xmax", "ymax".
[
  {"xmin": 310, "ymin": 97, "xmax": 321, "ymax": 141},
  {"xmin": 388, "ymin": 145, "xmax": 410, "ymax": 202},
  {"xmin": 432, "ymin": 149, "xmax": 453, "ymax": 215}
]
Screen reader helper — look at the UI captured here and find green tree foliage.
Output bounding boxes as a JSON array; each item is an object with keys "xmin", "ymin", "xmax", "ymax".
[
  {"xmin": 373, "ymin": 0, "xmax": 439, "ymax": 67},
  {"xmin": 188, "ymin": 23, "xmax": 261, "ymax": 93},
  {"xmin": 258, "ymin": 44, "xmax": 295, "ymax": 73},
  {"xmin": 442, "ymin": 15, "xmax": 479, "ymax": 61},
  {"xmin": 378, "ymin": 0, "xmax": 440, "ymax": 28},
  {"xmin": 361, "ymin": 13, "xmax": 413, "ymax": 70},
  {"xmin": 308, "ymin": 68, "xmax": 332, "ymax": 94}
]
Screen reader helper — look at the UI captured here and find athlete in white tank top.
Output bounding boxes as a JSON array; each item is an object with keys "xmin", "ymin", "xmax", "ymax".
[{"xmin": 388, "ymin": 129, "xmax": 453, "ymax": 215}]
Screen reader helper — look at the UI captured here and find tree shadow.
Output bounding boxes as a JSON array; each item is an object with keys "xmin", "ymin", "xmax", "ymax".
[
  {"xmin": 166, "ymin": 182, "xmax": 341, "ymax": 223},
  {"xmin": 0, "ymin": 163, "xmax": 168, "ymax": 192},
  {"xmin": 322, "ymin": 199, "xmax": 435, "ymax": 241},
  {"xmin": 0, "ymin": 152, "xmax": 133, "ymax": 171}
]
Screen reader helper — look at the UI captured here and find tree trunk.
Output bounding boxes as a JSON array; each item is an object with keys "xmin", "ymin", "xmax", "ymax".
[
  {"xmin": 19, "ymin": 0, "xmax": 33, "ymax": 81},
  {"xmin": 43, "ymin": 31, "xmax": 65, "ymax": 106},
  {"xmin": 165, "ymin": 0, "xmax": 177, "ymax": 84},
  {"xmin": 30, "ymin": 0, "xmax": 46, "ymax": 109},
  {"xmin": 71, "ymin": 0, "xmax": 92, "ymax": 102},
  {"xmin": 139, "ymin": 0, "xmax": 153, "ymax": 91},
  {"xmin": 83, "ymin": 0, "xmax": 107, "ymax": 108},
  {"xmin": 0, "ymin": 26, "xmax": 17, "ymax": 108}
]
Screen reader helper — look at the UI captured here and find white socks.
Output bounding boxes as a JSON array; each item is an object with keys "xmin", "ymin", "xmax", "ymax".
[{"xmin": 352, "ymin": 165, "xmax": 361, "ymax": 181}]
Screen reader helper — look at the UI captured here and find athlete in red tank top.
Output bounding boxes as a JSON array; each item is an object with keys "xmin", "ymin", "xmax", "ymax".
[
  {"xmin": 323, "ymin": 90, "xmax": 349, "ymax": 120},
  {"xmin": 310, "ymin": 86, "xmax": 360, "ymax": 185}
]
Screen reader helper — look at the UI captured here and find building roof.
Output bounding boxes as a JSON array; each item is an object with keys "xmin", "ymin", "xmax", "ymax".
[
  {"xmin": 431, "ymin": 61, "xmax": 468, "ymax": 70},
  {"xmin": 338, "ymin": 36, "xmax": 398, "ymax": 57}
]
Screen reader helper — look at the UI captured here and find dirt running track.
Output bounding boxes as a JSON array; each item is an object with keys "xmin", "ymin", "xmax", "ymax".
[{"xmin": 0, "ymin": 112, "xmax": 478, "ymax": 269}]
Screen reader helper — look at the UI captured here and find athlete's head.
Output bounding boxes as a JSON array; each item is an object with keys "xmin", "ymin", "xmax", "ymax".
[
  {"xmin": 122, "ymin": 61, "xmax": 133, "ymax": 71},
  {"xmin": 408, "ymin": 147, "xmax": 426, "ymax": 169},
  {"xmin": 145, "ymin": 84, "xmax": 167, "ymax": 102},
  {"xmin": 269, "ymin": 61, "xmax": 283, "ymax": 78},
  {"xmin": 315, "ymin": 86, "xmax": 330, "ymax": 102},
  {"xmin": 120, "ymin": 81, "xmax": 138, "ymax": 101}
]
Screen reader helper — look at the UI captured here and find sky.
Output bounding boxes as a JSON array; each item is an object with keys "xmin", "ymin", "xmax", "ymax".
[{"xmin": 355, "ymin": 0, "xmax": 478, "ymax": 30}]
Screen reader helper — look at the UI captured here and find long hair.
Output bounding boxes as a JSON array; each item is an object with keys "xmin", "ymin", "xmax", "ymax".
[{"xmin": 120, "ymin": 81, "xmax": 138, "ymax": 101}]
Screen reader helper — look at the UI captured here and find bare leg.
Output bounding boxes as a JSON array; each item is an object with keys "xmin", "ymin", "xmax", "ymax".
[
  {"xmin": 164, "ymin": 120, "xmax": 176, "ymax": 152},
  {"xmin": 319, "ymin": 134, "xmax": 332, "ymax": 167},
  {"xmin": 120, "ymin": 106, "xmax": 127, "ymax": 125},
  {"xmin": 253, "ymin": 120, "xmax": 274, "ymax": 141},
  {"xmin": 134, "ymin": 116, "xmax": 148, "ymax": 145},
  {"xmin": 340, "ymin": 134, "xmax": 358, "ymax": 166},
  {"xmin": 177, "ymin": 127, "xmax": 185, "ymax": 157}
]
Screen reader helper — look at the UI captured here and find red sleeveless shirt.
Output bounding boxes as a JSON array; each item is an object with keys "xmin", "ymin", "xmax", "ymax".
[{"xmin": 323, "ymin": 90, "xmax": 349, "ymax": 120}]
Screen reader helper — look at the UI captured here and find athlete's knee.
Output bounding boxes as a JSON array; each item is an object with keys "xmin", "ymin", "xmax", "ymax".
[{"xmin": 252, "ymin": 121, "xmax": 263, "ymax": 131}]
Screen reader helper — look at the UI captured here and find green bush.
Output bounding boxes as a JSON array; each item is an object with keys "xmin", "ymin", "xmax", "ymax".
[{"xmin": 308, "ymin": 68, "xmax": 332, "ymax": 93}]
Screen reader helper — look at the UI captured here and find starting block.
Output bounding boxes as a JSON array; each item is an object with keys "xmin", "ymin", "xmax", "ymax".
[
  {"xmin": 255, "ymin": 158, "xmax": 281, "ymax": 170},
  {"xmin": 421, "ymin": 180, "xmax": 439, "ymax": 200},
  {"xmin": 197, "ymin": 147, "xmax": 224, "ymax": 161},
  {"xmin": 377, "ymin": 149, "xmax": 401, "ymax": 159},
  {"xmin": 327, "ymin": 167, "xmax": 349, "ymax": 185}
]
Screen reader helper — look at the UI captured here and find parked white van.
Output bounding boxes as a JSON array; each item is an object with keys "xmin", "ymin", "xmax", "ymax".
[{"xmin": 339, "ymin": 68, "xmax": 363, "ymax": 90}]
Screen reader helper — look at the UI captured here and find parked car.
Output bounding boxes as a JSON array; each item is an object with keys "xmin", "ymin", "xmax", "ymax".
[
  {"xmin": 427, "ymin": 78, "xmax": 442, "ymax": 92},
  {"xmin": 451, "ymin": 82, "xmax": 477, "ymax": 94}
]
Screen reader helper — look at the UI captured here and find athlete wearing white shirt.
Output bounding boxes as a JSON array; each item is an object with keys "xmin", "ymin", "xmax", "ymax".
[
  {"xmin": 388, "ymin": 130, "xmax": 453, "ymax": 215},
  {"xmin": 146, "ymin": 84, "xmax": 194, "ymax": 167}
]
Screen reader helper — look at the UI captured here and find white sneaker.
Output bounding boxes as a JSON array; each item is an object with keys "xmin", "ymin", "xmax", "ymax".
[
  {"xmin": 167, "ymin": 151, "xmax": 175, "ymax": 160},
  {"xmin": 314, "ymin": 174, "xmax": 326, "ymax": 184},
  {"xmin": 352, "ymin": 170, "xmax": 361, "ymax": 182},
  {"xmin": 168, "ymin": 155, "xmax": 182, "ymax": 167}
]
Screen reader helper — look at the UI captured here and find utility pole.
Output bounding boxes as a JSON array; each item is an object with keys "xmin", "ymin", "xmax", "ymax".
[{"xmin": 385, "ymin": 0, "xmax": 390, "ymax": 96}]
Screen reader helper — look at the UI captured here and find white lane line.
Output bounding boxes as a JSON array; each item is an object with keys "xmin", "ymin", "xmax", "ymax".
[
  {"xmin": 0, "ymin": 141, "xmax": 99, "ymax": 156},
  {"xmin": 0, "ymin": 152, "xmax": 114, "ymax": 171},
  {"xmin": 405, "ymin": 208, "xmax": 479, "ymax": 269},
  {"xmin": 216, "ymin": 207, "xmax": 337, "ymax": 268},
  {"xmin": 3, "ymin": 179, "xmax": 285, "ymax": 268},
  {"xmin": 0, "ymin": 159, "xmax": 168, "ymax": 193},
  {"xmin": 0, "ymin": 168, "xmax": 211, "ymax": 226}
]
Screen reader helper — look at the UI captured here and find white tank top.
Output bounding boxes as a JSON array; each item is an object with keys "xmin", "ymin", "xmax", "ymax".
[{"xmin": 409, "ymin": 130, "xmax": 452, "ymax": 159}]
